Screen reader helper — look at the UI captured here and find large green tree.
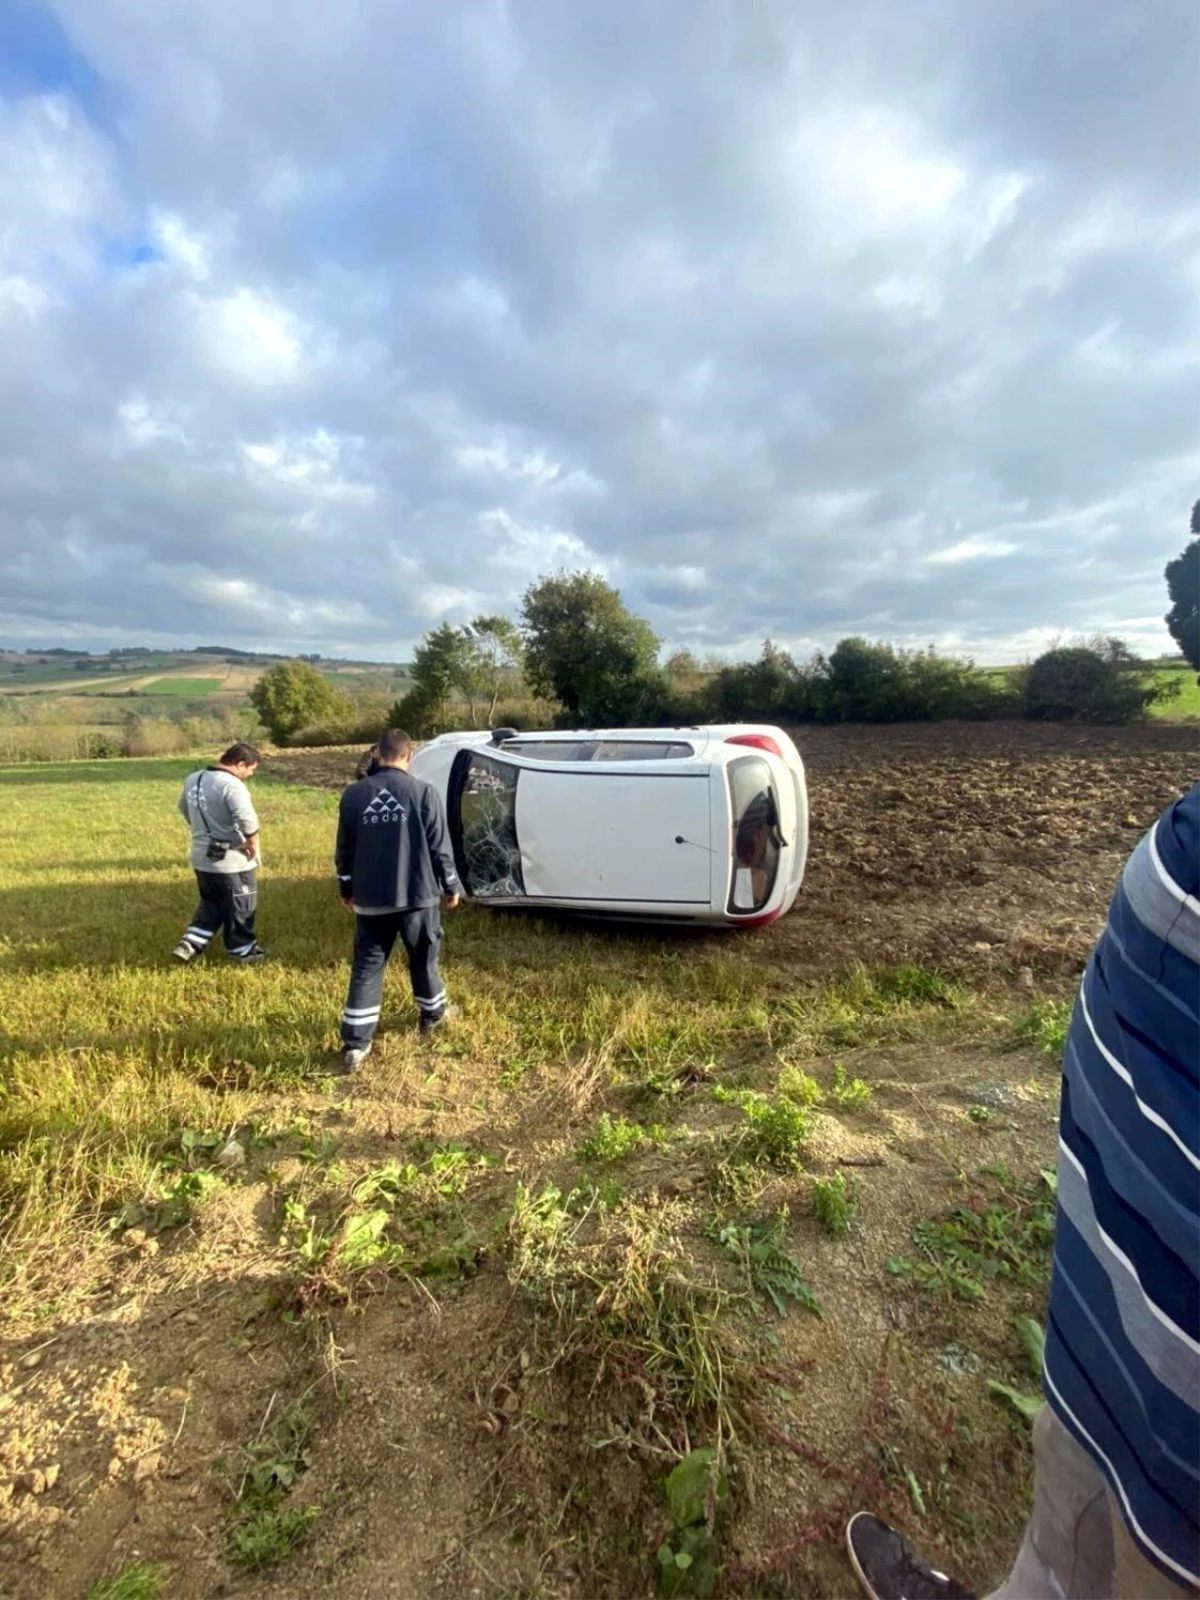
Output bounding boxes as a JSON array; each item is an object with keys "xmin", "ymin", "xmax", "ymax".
[
  {"xmin": 1163, "ymin": 502, "xmax": 1200, "ymax": 671},
  {"xmin": 249, "ymin": 660, "xmax": 348, "ymax": 742},
  {"xmin": 520, "ymin": 571, "xmax": 660, "ymax": 724}
]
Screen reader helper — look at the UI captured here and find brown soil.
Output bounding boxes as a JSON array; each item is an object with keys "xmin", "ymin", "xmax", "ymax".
[
  {"xmin": 0, "ymin": 1039, "xmax": 1059, "ymax": 1600},
  {"xmin": 779, "ymin": 719, "xmax": 1196, "ymax": 977},
  {"xmin": 271, "ymin": 720, "xmax": 1198, "ymax": 977}
]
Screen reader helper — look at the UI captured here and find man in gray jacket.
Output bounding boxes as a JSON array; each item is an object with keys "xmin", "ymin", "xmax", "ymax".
[{"xmin": 173, "ymin": 742, "xmax": 267, "ymax": 964}]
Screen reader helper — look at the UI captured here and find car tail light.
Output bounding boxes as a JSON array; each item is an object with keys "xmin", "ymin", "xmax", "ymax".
[{"xmin": 726, "ymin": 733, "xmax": 782, "ymax": 759}]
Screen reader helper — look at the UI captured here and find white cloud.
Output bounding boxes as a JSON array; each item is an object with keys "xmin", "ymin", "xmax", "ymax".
[
  {"xmin": 416, "ymin": 584, "xmax": 487, "ymax": 618},
  {"xmin": 453, "ymin": 440, "xmax": 561, "ymax": 486},
  {"xmin": 117, "ymin": 394, "xmax": 190, "ymax": 448},
  {"xmin": 785, "ymin": 103, "xmax": 967, "ymax": 248},
  {"xmin": 0, "ymin": 0, "xmax": 1195, "ymax": 661},
  {"xmin": 150, "ymin": 210, "xmax": 213, "ymax": 280},
  {"xmin": 186, "ymin": 573, "xmax": 372, "ymax": 629},
  {"xmin": 926, "ymin": 536, "xmax": 1020, "ymax": 565},
  {"xmin": 480, "ymin": 511, "xmax": 604, "ymax": 581},
  {"xmin": 0, "ymin": 93, "xmax": 119, "ymax": 282},
  {"xmin": 239, "ymin": 429, "xmax": 375, "ymax": 502},
  {"xmin": 0, "ymin": 275, "xmax": 52, "ymax": 320},
  {"xmin": 196, "ymin": 286, "xmax": 307, "ymax": 385}
]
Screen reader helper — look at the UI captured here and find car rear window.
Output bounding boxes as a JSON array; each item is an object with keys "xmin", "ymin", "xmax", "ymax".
[
  {"xmin": 503, "ymin": 740, "xmax": 694, "ymax": 762},
  {"xmin": 727, "ymin": 756, "xmax": 782, "ymax": 914}
]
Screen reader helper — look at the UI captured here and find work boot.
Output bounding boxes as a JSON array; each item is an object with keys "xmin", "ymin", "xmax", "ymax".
[
  {"xmin": 419, "ymin": 1003, "xmax": 459, "ymax": 1037},
  {"xmin": 845, "ymin": 1514, "xmax": 975, "ymax": 1600}
]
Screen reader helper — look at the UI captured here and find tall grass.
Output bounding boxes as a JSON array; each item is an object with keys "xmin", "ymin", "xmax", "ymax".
[
  {"xmin": 0, "ymin": 723, "xmax": 104, "ymax": 762},
  {"xmin": 0, "ymin": 707, "xmax": 261, "ymax": 762}
]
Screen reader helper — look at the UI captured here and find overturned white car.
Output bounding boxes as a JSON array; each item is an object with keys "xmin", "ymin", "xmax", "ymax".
[{"xmin": 407, "ymin": 724, "xmax": 809, "ymax": 928}]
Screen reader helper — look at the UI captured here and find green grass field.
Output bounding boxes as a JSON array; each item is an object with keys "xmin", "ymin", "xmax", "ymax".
[
  {"xmin": 1147, "ymin": 662, "xmax": 1200, "ymax": 718},
  {"xmin": 0, "ymin": 755, "xmax": 1072, "ymax": 1598},
  {"xmin": 136, "ymin": 677, "xmax": 225, "ymax": 695}
]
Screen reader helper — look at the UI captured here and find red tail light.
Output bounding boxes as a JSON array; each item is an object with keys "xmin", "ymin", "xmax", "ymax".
[{"xmin": 726, "ymin": 733, "xmax": 782, "ymax": 759}]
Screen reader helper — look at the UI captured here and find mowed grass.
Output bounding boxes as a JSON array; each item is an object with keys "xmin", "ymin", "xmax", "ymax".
[{"xmin": 1147, "ymin": 662, "xmax": 1200, "ymax": 719}]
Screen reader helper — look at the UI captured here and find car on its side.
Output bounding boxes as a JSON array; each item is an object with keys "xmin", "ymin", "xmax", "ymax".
[{"xmin": 406, "ymin": 724, "xmax": 808, "ymax": 928}]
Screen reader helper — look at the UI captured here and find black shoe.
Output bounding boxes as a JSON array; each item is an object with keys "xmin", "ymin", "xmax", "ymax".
[
  {"xmin": 845, "ymin": 1514, "xmax": 975, "ymax": 1600},
  {"xmin": 229, "ymin": 944, "xmax": 269, "ymax": 965}
]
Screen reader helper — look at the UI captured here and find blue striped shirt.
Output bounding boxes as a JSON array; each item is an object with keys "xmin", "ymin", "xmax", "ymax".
[{"xmin": 1043, "ymin": 784, "xmax": 1199, "ymax": 1588}]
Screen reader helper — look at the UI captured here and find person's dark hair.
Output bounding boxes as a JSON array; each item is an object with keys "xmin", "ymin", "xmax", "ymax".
[
  {"xmin": 220, "ymin": 742, "xmax": 262, "ymax": 768},
  {"xmin": 354, "ymin": 745, "xmax": 382, "ymax": 780},
  {"xmin": 377, "ymin": 728, "xmax": 413, "ymax": 763}
]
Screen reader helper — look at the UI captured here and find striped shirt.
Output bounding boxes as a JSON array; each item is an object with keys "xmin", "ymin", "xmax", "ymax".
[{"xmin": 1043, "ymin": 784, "xmax": 1199, "ymax": 1588}]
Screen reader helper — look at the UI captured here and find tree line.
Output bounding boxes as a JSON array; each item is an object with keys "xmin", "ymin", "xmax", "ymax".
[{"xmin": 249, "ymin": 506, "xmax": 1200, "ymax": 744}]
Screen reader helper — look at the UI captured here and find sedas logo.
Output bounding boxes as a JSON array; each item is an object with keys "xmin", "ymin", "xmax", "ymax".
[{"xmin": 363, "ymin": 791, "xmax": 408, "ymax": 825}]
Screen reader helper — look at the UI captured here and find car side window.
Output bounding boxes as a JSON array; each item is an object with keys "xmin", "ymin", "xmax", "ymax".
[
  {"xmin": 503, "ymin": 740, "xmax": 694, "ymax": 762},
  {"xmin": 590, "ymin": 741, "xmax": 694, "ymax": 760},
  {"xmin": 502, "ymin": 742, "xmax": 590, "ymax": 762}
]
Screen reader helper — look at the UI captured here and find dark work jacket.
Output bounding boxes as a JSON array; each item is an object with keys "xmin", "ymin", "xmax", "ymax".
[{"xmin": 335, "ymin": 768, "xmax": 460, "ymax": 911}]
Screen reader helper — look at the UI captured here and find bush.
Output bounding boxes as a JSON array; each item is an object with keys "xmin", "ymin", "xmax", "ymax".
[
  {"xmin": 249, "ymin": 661, "xmax": 350, "ymax": 742},
  {"xmin": 387, "ymin": 686, "xmax": 454, "ymax": 741},
  {"xmin": 1022, "ymin": 646, "xmax": 1158, "ymax": 724},
  {"xmin": 488, "ymin": 697, "xmax": 559, "ymax": 732},
  {"xmin": 378, "ymin": 693, "xmax": 560, "ymax": 740},
  {"xmin": 286, "ymin": 705, "xmax": 391, "ymax": 748},
  {"xmin": 704, "ymin": 638, "xmax": 1012, "ymax": 725},
  {"xmin": 0, "ymin": 725, "xmax": 100, "ymax": 763},
  {"xmin": 709, "ymin": 643, "xmax": 810, "ymax": 722},
  {"xmin": 821, "ymin": 639, "xmax": 1010, "ymax": 723},
  {"xmin": 120, "ymin": 717, "xmax": 190, "ymax": 757}
]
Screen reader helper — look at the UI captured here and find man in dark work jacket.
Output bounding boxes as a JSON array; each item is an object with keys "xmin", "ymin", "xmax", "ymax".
[{"xmin": 334, "ymin": 727, "xmax": 460, "ymax": 1070}]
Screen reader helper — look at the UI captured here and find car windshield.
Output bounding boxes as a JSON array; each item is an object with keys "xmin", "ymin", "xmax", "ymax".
[
  {"xmin": 727, "ymin": 756, "xmax": 782, "ymax": 914},
  {"xmin": 453, "ymin": 752, "xmax": 524, "ymax": 896}
]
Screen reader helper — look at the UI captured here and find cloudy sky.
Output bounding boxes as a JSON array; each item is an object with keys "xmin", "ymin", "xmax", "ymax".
[{"xmin": 1, "ymin": 0, "xmax": 1196, "ymax": 663}]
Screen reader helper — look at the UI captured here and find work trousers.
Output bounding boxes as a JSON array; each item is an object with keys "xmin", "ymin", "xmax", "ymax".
[
  {"xmin": 340, "ymin": 907, "xmax": 446, "ymax": 1045},
  {"xmin": 180, "ymin": 869, "xmax": 259, "ymax": 958}
]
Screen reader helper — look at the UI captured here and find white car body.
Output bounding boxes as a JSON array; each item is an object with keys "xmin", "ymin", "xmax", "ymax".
[{"xmin": 407, "ymin": 724, "xmax": 809, "ymax": 928}]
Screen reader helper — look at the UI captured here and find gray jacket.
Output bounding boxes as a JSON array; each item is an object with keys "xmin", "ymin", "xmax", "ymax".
[{"xmin": 178, "ymin": 768, "xmax": 261, "ymax": 874}]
